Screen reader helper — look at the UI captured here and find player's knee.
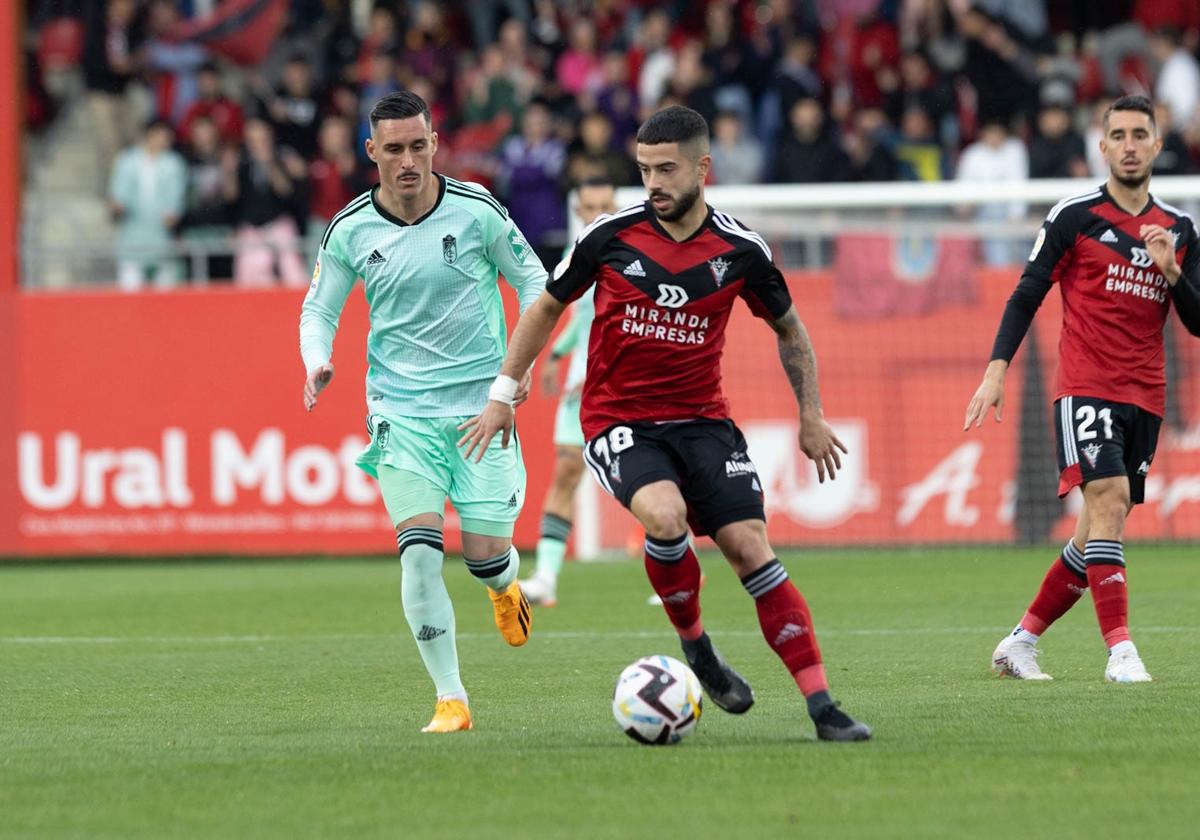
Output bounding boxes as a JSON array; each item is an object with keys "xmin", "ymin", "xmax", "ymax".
[
  {"xmin": 641, "ymin": 505, "xmax": 688, "ymax": 539},
  {"xmin": 716, "ymin": 523, "xmax": 772, "ymax": 575},
  {"xmin": 1087, "ymin": 481, "xmax": 1130, "ymax": 515}
]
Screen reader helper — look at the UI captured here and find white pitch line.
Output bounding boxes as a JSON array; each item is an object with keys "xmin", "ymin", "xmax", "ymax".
[{"xmin": 1, "ymin": 626, "xmax": 1195, "ymax": 646}]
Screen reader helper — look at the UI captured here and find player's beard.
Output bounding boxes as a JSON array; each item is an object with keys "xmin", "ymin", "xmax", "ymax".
[
  {"xmin": 1110, "ymin": 160, "xmax": 1151, "ymax": 189},
  {"xmin": 651, "ymin": 182, "xmax": 702, "ymax": 222}
]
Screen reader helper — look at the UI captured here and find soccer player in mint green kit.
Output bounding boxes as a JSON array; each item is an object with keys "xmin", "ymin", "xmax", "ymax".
[
  {"xmin": 521, "ymin": 179, "xmax": 616, "ymax": 607},
  {"xmin": 299, "ymin": 91, "xmax": 546, "ymax": 733}
]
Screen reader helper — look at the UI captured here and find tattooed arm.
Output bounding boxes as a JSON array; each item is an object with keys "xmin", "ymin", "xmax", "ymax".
[{"xmin": 769, "ymin": 306, "xmax": 847, "ymax": 483}]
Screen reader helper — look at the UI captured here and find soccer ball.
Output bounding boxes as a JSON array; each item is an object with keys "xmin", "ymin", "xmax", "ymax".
[{"xmin": 612, "ymin": 655, "xmax": 703, "ymax": 745}]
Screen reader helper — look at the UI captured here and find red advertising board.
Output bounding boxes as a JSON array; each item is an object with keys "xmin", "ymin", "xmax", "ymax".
[{"xmin": 5, "ymin": 269, "xmax": 1200, "ymax": 557}]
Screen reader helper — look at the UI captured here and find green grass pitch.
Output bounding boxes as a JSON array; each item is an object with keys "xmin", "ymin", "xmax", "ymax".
[{"xmin": 2, "ymin": 546, "xmax": 1198, "ymax": 839}]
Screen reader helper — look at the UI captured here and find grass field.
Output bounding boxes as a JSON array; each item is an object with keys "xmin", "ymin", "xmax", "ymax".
[{"xmin": 2, "ymin": 546, "xmax": 1198, "ymax": 839}]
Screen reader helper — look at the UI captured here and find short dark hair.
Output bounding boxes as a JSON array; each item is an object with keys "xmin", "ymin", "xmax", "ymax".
[
  {"xmin": 636, "ymin": 105, "xmax": 709, "ymax": 149},
  {"xmin": 1103, "ymin": 95, "xmax": 1156, "ymax": 132},
  {"xmin": 370, "ymin": 90, "xmax": 431, "ymax": 129},
  {"xmin": 144, "ymin": 117, "xmax": 174, "ymax": 136}
]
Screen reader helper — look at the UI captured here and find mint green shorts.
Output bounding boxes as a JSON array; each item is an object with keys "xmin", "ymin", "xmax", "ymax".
[
  {"xmin": 553, "ymin": 392, "xmax": 585, "ymax": 449},
  {"xmin": 356, "ymin": 414, "xmax": 526, "ymax": 537}
]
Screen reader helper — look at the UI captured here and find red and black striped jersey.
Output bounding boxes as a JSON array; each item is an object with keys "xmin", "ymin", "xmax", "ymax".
[
  {"xmin": 992, "ymin": 184, "xmax": 1200, "ymax": 417},
  {"xmin": 546, "ymin": 201, "xmax": 792, "ymax": 439}
]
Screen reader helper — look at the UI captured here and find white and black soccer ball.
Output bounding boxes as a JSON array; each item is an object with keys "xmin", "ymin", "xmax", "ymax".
[{"xmin": 612, "ymin": 655, "xmax": 703, "ymax": 745}]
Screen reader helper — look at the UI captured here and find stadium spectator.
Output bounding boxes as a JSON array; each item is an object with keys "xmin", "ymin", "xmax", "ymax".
[
  {"xmin": 224, "ymin": 118, "xmax": 309, "ymax": 287},
  {"xmin": 701, "ymin": 1, "xmax": 754, "ymax": 123},
  {"xmin": 259, "ymin": 54, "xmax": 322, "ymax": 160},
  {"xmin": 498, "ymin": 100, "xmax": 567, "ymax": 267},
  {"xmin": 402, "ymin": 1, "xmax": 457, "ymax": 102},
  {"xmin": 355, "ymin": 5, "xmax": 399, "ymax": 85},
  {"xmin": 308, "ymin": 115, "xmax": 374, "ymax": 232},
  {"xmin": 179, "ymin": 62, "xmax": 245, "ymax": 146},
  {"xmin": 83, "ymin": 0, "xmax": 143, "ymax": 191},
  {"xmin": 179, "ymin": 114, "xmax": 234, "ymax": 282},
  {"xmin": 565, "ymin": 111, "xmax": 637, "ymax": 189},
  {"xmin": 141, "ymin": 0, "xmax": 208, "ymax": 125},
  {"xmin": 260, "ymin": 8, "xmax": 329, "ymax": 90},
  {"xmin": 1028, "ymin": 102, "xmax": 1088, "ymax": 179},
  {"xmin": 1149, "ymin": 27, "xmax": 1200, "ymax": 130},
  {"xmin": 467, "ymin": 0, "xmax": 532, "ymax": 50},
  {"xmin": 632, "ymin": 9, "xmax": 676, "ymax": 114},
  {"xmin": 889, "ymin": 104, "xmax": 949, "ymax": 181},
  {"xmin": 556, "ymin": 19, "xmax": 605, "ymax": 97},
  {"xmin": 771, "ymin": 97, "xmax": 850, "ymax": 184},
  {"xmin": 109, "ymin": 118, "xmax": 187, "ymax": 290},
  {"xmin": 462, "ymin": 45, "xmax": 525, "ymax": 128},
  {"xmin": 848, "ymin": 10, "xmax": 902, "ymax": 111},
  {"xmin": 709, "ymin": 110, "xmax": 764, "ymax": 185},
  {"xmin": 883, "ymin": 51, "xmax": 957, "ymax": 149},
  {"xmin": 596, "ymin": 49, "xmax": 640, "ymax": 150},
  {"xmin": 759, "ymin": 35, "xmax": 823, "ymax": 155},
  {"xmin": 843, "ymin": 107, "xmax": 898, "ymax": 182},
  {"xmin": 955, "ymin": 119, "xmax": 1029, "ymax": 265},
  {"xmin": 664, "ymin": 40, "xmax": 719, "ymax": 128},
  {"xmin": 496, "ymin": 17, "xmax": 541, "ymax": 101},
  {"xmin": 358, "ymin": 51, "xmax": 401, "ymax": 146},
  {"xmin": 958, "ymin": 6, "xmax": 1040, "ymax": 126},
  {"xmin": 528, "ymin": 0, "xmax": 565, "ymax": 58},
  {"xmin": 1152, "ymin": 102, "xmax": 1194, "ymax": 177}
]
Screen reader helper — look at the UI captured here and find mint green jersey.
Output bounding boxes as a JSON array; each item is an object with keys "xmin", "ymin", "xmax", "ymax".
[{"xmin": 299, "ymin": 176, "xmax": 548, "ymax": 417}]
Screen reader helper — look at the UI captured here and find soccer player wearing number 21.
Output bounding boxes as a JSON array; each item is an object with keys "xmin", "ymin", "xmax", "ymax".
[
  {"xmin": 460, "ymin": 106, "xmax": 871, "ymax": 741},
  {"xmin": 965, "ymin": 96, "xmax": 1200, "ymax": 683},
  {"xmin": 300, "ymin": 92, "xmax": 547, "ymax": 733}
]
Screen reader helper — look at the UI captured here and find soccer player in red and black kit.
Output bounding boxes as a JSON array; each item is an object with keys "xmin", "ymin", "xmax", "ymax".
[
  {"xmin": 460, "ymin": 106, "xmax": 871, "ymax": 741},
  {"xmin": 965, "ymin": 96, "xmax": 1200, "ymax": 683}
]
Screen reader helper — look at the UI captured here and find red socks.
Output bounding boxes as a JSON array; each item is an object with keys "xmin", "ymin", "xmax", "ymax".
[
  {"xmin": 1023, "ymin": 543, "xmax": 1088, "ymax": 635},
  {"xmin": 742, "ymin": 559, "xmax": 827, "ymax": 696},
  {"xmin": 643, "ymin": 534, "xmax": 703, "ymax": 640},
  {"xmin": 1085, "ymin": 540, "xmax": 1130, "ymax": 647}
]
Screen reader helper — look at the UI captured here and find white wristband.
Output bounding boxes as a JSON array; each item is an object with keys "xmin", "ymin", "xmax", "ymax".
[{"xmin": 488, "ymin": 374, "xmax": 520, "ymax": 405}]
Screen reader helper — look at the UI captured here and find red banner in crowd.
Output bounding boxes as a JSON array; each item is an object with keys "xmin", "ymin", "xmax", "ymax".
[
  {"xmin": 4, "ymin": 268, "xmax": 1200, "ymax": 557},
  {"xmin": 169, "ymin": 0, "xmax": 288, "ymax": 67}
]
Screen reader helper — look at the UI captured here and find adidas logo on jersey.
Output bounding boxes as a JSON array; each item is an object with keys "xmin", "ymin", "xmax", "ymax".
[
  {"xmin": 416, "ymin": 624, "xmax": 446, "ymax": 641},
  {"xmin": 507, "ymin": 492, "xmax": 519, "ymax": 508},
  {"xmin": 1101, "ymin": 229, "xmax": 1119, "ymax": 243},
  {"xmin": 366, "ymin": 249, "xmax": 386, "ymax": 265},
  {"xmin": 623, "ymin": 259, "xmax": 647, "ymax": 277},
  {"xmin": 773, "ymin": 622, "xmax": 808, "ymax": 646}
]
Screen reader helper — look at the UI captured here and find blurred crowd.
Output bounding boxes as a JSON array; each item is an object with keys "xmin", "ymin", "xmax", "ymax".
[{"xmin": 21, "ymin": 0, "xmax": 1200, "ymax": 287}]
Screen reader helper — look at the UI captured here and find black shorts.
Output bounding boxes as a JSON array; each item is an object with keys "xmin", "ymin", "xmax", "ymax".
[
  {"xmin": 1054, "ymin": 396, "xmax": 1161, "ymax": 504},
  {"xmin": 582, "ymin": 419, "xmax": 765, "ymax": 537}
]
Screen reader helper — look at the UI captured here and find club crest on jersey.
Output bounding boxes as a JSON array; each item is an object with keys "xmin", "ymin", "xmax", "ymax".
[
  {"xmin": 708, "ymin": 256, "xmax": 731, "ymax": 288},
  {"xmin": 609, "ymin": 455, "xmax": 622, "ymax": 483},
  {"xmin": 442, "ymin": 235, "xmax": 458, "ymax": 264},
  {"xmin": 1081, "ymin": 442, "xmax": 1102, "ymax": 468},
  {"xmin": 375, "ymin": 420, "xmax": 391, "ymax": 450}
]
